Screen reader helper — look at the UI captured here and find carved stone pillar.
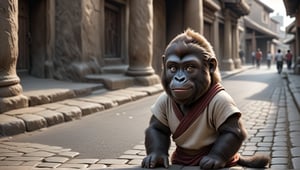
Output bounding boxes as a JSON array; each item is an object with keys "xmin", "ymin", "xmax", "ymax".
[
  {"xmin": 184, "ymin": 0, "xmax": 203, "ymax": 34},
  {"xmin": 233, "ymin": 22, "xmax": 242, "ymax": 68},
  {"xmin": 0, "ymin": 0, "xmax": 28, "ymax": 113},
  {"xmin": 221, "ymin": 9, "xmax": 234, "ymax": 71},
  {"xmin": 126, "ymin": 0, "xmax": 160, "ymax": 85}
]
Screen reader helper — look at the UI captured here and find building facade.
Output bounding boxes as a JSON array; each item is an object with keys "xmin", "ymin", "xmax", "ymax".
[
  {"xmin": 240, "ymin": 0, "xmax": 279, "ymax": 64},
  {"xmin": 283, "ymin": 0, "xmax": 300, "ymax": 74},
  {"xmin": 0, "ymin": 0, "xmax": 249, "ymax": 113}
]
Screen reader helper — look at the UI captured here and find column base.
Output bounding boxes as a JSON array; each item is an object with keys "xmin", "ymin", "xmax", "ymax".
[
  {"xmin": 221, "ymin": 59, "xmax": 235, "ymax": 71},
  {"xmin": 126, "ymin": 66, "xmax": 155, "ymax": 76},
  {"xmin": 0, "ymin": 95, "xmax": 29, "ymax": 113},
  {"xmin": 134, "ymin": 74, "xmax": 161, "ymax": 86},
  {"xmin": 234, "ymin": 58, "xmax": 242, "ymax": 69}
]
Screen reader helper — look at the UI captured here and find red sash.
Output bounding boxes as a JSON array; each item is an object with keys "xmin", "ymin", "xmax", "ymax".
[
  {"xmin": 170, "ymin": 83, "xmax": 240, "ymax": 166},
  {"xmin": 172, "ymin": 83, "xmax": 224, "ymax": 139}
]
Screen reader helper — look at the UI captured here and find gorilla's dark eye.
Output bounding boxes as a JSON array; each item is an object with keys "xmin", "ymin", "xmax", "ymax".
[
  {"xmin": 170, "ymin": 66, "xmax": 177, "ymax": 73},
  {"xmin": 186, "ymin": 66, "xmax": 194, "ymax": 73}
]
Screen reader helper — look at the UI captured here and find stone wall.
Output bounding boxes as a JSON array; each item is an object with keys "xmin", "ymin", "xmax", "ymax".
[{"xmin": 53, "ymin": 0, "xmax": 100, "ymax": 81}]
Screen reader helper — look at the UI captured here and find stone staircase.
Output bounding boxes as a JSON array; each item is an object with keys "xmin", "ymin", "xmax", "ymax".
[{"xmin": 85, "ymin": 65, "xmax": 136, "ymax": 90}]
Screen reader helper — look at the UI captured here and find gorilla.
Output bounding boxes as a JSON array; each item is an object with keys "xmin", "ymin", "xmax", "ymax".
[{"xmin": 142, "ymin": 29, "xmax": 270, "ymax": 169}]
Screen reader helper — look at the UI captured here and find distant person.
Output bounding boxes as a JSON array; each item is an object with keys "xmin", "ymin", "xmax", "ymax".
[
  {"xmin": 255, "ymin": 48, "xmax": 262, "ymax": 68},
  {"xmin": 239, "ymin": 50, "xmax": 245, "ymax": 64},
  {"xmin": 266, "ymin": 51, "xmax": 272, "ymax": 69},
  {"xmin": 275, "ymin": 49, "xmax": 284, "ymax": 74},
  {"xmin": 285, "ymin": 50, "xmax": 293, "ymax": 70},
  {"xmin": 251, "ymin": 50, "xmax": 256, "ymax": 65}
]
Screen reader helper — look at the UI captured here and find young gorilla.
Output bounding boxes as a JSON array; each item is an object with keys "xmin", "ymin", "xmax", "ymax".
[{"xmin": 142, "ymin": 29, "xmax": 270, "ymax": 169}]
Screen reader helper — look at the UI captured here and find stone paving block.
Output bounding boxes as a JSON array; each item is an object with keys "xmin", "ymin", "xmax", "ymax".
[
  {"xmin": 127, "ymin": 159, "xmax": 142, "ymax": 165},
  {"xmin": 119, "ymin": 154, "xmax": 145, "ymax": 160},
  {"xmin": 103, "ymin": 94, "xmax": 132, "ymax": 105},
  {"xmin": 272, "ymin": 150, "xmax": 289, "ymax": 157},
  {"xmin": 0, "ymin": 166, "xmax": 33, "ymax": 170},
  {"xmin": 271, "ymin": 157, "xmax": 289, "ymax": 164},
  {"xmin": 4, "ymin": 107, "xmax": 46, "ymax": 116},
  {"xmin": 292, "ymin": 157, "xmax": 300, "ymax": 169},
  {"xmin": 0, "ymin": 115, "xmax": 26, "ymax": 136},
  {"xmin": 36, "ymin": 162, "xmax": 61, "ymax": 168},
  {"xmin": 0, "ymin": 160, "xmax": 24, "ymax": 166},
  {"xmin": 35, "ymin": 110, "xmax": 65, "ymax": 126},
  {"xmin": 14, "ymin": 147, "xmax": 39, "ymax": 153},
  {"xmin": 55, "ymin": 106, "xmax": 82, "ymax": 121},
  {"xmin": 16, "ymin": 114, "xmax": 47, "ymax": 132},
  {"xmin": 44, "ymin": 156, "xmax": 70, "ymax": 163},
  {"xmin": 59, "ymin": 163, "xmax": 88, "ymax": 169},
  {"xmin": 106, "ymin": 164, "xmax": 140, "ymax": 169},
  {"xmin": 67, "ymin": 158, "xmax": 99, "ymax": 164},
  {"xmin": 77, "ymin": 96, "xmax": 118, "ymax": 109},
  {"xmin": 5, "ymin": 156, "xmax": 44, "ymax": 161},
  {"xmin": 39, "ymin": 103, "xmax": 67, "ymax": 110},
  {"xmin": 291, "ymin": 147, "xmax": 300, "ymax": 157},
  {"xmin": 133, "ymin": 145, "xmax": 145, "ymax": 150},
  {"xmin": 21, "ymin": 160, "xmax": 40, "ymax": 166},
  {"xmin": 57, "ymin": 151, "xmax": 79, "ymax": 158},
  {"xmin": 88, "ymin": 163, "xmax": 107, "ymax": 169},
  {"xmin": 24, "ymin": 151, "xmax": 56, "ymax": 157},
  {"xmin": 270, "ymin": 164, "xmax": 289, "ymax": 169},
  {"xmin": 127, "ymin": 85, "xmax": 163, "ymax": 95},
  {"xmin": 0, "ymin": 152, "xmax": 24, "ymax": 157},
  {"xmin": 98, "ymin": 159, "xmax": 128, "ymax": 165},
  {"xmin": 59, "ymin": 100, "xmax": 104, "ymax": 116},
  {"xmin": 112, "ymin": 90, "xmax": 148, "ymax": 101}
]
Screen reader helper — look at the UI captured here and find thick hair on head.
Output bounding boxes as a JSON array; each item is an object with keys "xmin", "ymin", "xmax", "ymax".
[{"xmin": 162, "ymin": 28, "xmax": 221, "ymax": 85}]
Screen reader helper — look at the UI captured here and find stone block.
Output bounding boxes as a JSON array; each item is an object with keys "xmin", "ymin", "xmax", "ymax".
[
  {"xmin": 35, "ymin": 110, "xmax": 64, "ymax": 126},
  {"xmin": 0, "ymin": 95, "xmax": 28, "ymax": 113},
  {"xmin": 77, "ymin": 96, "xmax": 118, "ymax": 109},
  {"xmin": 55, "ymin": 106, "xmax": 82, "ymax": 121},
  {"xmin": 0, "ymin": 115, "xmax": 26, "ymax": 136},
  {"xmin": 17, "ymin": 114, "xmax": 47, "ymax": 132},
  {"xmin": 59, "ymin": 100, "xmax": 104, "ymax": 116},
  {"xmin": 4, "ymin": 107, "xmax": 46, "ymax": 116}
]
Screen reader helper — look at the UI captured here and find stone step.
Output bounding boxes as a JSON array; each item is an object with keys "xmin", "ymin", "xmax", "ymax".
[
  {"xmin": 85, "ymin": 74, "xmax": 135, "ymax": 90},
  {"xmin": 101, "ymin": 65, "xmax": 128, "ymax": 74}
]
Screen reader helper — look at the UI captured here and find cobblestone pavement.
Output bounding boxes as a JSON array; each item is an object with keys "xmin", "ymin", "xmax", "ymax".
[{"xmin": 0, "ymin": 69, "xmax": 299, "ymax": 170}]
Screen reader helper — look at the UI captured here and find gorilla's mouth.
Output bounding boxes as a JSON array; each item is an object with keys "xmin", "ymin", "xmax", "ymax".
[
  {"xmin": 171, "ymin": 87, "xmax": 193, "ymax": 98},
  {"xmin": 172, "ymin": 87, "xmax": 192, "ymax": 91}
]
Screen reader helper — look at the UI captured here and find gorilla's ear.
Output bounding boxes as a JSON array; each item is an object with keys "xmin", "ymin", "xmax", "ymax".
[
  {"xmin": 208, "ymin": 58, "xmax": 217, "ymax": 74},
  {"xmin": 162, "ymin": 55, "xmax": 166, "ymax": 65}
]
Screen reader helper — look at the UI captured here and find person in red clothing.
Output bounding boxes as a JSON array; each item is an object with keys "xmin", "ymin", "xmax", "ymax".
[
  {"xmin": 285, "ymin": 50, "xmax": 293, "ymax": 70},
  {"xmin": 255, "ymin": 48, "xmax": 262, "ymax": 68}
]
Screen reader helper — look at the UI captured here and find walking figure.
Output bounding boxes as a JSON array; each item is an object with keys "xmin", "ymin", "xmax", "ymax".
[
  {"xmin": 285, "ymin": 50, "xmax": 293, "ymax": 70},
  {"xmin": 255, "ymin": 48, "xmax": 262, "ymax": 68},
  {"xmin": 275, "ymin": 49, "xmax": 284, "ymax": 74},
  {"xmin": 266, "ymin": 51, "xmax": 272, "ymax": 69}
]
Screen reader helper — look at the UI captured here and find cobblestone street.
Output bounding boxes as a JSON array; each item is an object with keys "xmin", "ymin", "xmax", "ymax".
[{"xmin": 0, "ymin": 70, "xmax": 299, "ymax": 170}]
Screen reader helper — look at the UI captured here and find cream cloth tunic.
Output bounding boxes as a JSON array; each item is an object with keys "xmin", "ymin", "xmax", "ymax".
[{"xmin": 151, "ymin": 91, "xmax": 241, "ymax": 150}]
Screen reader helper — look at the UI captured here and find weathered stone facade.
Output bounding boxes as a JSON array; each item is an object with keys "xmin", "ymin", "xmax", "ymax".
[{"xmin": 0, "ymin": 0, "xmax": 249, "ymax": 113}]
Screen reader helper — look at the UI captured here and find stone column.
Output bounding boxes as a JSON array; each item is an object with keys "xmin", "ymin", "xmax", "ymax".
[
  {"xmin": 0, "ymin": 0, "xmax": 28, "ymax": 113},
  {"xmin": 233, "ymin": 22, "xmax": 242, "ymax": 68},
  {"xmin": 126, "ymin": 0, "xmax": 160, "ymax": 85},
  {"xmin": 184, "ymin": 0, "xmax": 203, "ymax": 34},
  {"xmin": 221, "ymin": 9, "xmax": 234, "ymax": 71}
]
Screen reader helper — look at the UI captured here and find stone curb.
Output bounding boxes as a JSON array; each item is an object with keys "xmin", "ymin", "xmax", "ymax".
[
  {"xmin": 286, "ymin": 73, "xmax": 300, "ymax": 112},
  {"xmin": 0, "ymin": 84, "xmax": 163, "ymax": 137}
]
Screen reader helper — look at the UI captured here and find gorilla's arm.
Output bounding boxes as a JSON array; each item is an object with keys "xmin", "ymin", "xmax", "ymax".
[
  {"xmin": 142, "ymin": 115, "xmax": 171, "ymax": 168},
  {"xmin": 199, "ymin": 114, "xmax": 247, "ymax": 169}
]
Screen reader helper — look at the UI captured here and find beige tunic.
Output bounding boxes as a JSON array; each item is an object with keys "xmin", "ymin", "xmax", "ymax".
[{"xmin": 151, "ymin": 90, "xmax": 241, "ymax": 150}]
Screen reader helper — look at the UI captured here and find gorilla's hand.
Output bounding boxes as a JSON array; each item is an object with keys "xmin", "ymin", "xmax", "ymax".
[
  {"xmin": 142, "ymin": 152, "xmax": 169, "ymax": 168},
  {"xmin": 199, "ymin": 155, "xmax": 226, "ymax": 169}
]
